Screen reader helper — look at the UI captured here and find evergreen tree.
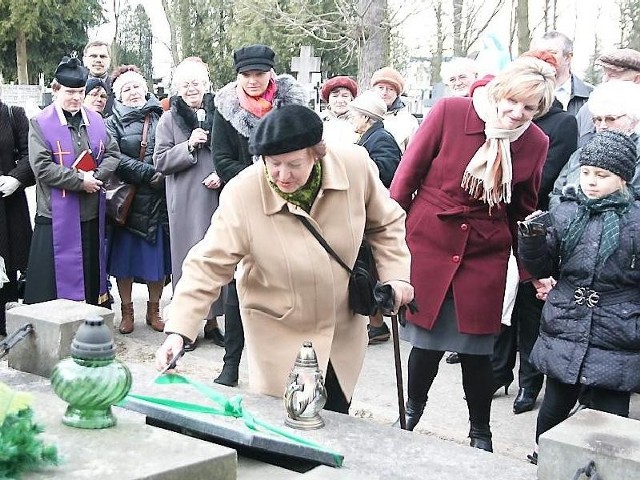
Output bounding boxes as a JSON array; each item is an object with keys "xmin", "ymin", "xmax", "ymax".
[
  {"xmin": 0, "ymin": 0, "xmax": 103, "ymax": 84},
  {"xmin": 114, "ymin": 3, "xmax": 153, "ymax": 85}
]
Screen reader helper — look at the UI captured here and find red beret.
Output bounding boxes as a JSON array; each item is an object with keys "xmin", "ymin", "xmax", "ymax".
[{"xmin": 321, "ymin": 76, "xmax": 358, "ymax": 103}]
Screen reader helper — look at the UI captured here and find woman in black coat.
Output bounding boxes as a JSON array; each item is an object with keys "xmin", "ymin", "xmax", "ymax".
[
  {"xmin": 106, "ymin": 66, "xmax": 169, "ymax": 335},
  {"xmin": 518, "ymin": 131, "xmax": 640, "ymax": 463},
  {"xmin": 0, "ymin": 99, "xmax": 33, "ymax": 336},
  {"xmin": 348, "ymin": 91, "xmax": 401, "ymax": 189}
]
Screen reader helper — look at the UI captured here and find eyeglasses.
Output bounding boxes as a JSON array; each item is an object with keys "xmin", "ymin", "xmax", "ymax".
[
  {"xmin": 179, "ymin": 81, "xmax": 204, "ymax": 90},
  {"xmin": 88, "ymin": 92, "xmax": 108, "ymax": 100},
  {"xmin": 592, "ymin": 114, "xmax": 627, "ymax": 124}
]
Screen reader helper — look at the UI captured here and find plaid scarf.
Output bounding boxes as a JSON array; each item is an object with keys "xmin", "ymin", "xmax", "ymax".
[
  {"xmin": 266, "ymin": 161, "xmax": 322, "ymax": 213},
  {"xmin": 561, "ymin": 188, "xmax": 631, "ymax": 267}
]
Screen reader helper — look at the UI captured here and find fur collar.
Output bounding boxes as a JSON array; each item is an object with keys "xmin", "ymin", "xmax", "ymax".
[
  {"xmin": 214, "ymin": 74, "xmax": 307, "ymax": 138},
  {"xmin": 171, "ymin": 93, "xmax": 215, "ymax": 142}
]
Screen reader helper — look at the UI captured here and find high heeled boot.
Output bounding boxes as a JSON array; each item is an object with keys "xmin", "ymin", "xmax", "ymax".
[
  {"xmin": 392, "ymin": 398, "xmax": 427, "ymax": 431},
  {"xmin": 145, "ymin": 301, "xmax": 165, "ymax": 332},
  {"xmin": 469, "ymin": 422, "xmax": 493, "ymax": 452},
  {"xmin": 119, "ymin": 302, "xmax": 135, "ymax": 334},
  {"xmin": 214, "ymin": 282, "xmax": 243, "ymax": 387}
]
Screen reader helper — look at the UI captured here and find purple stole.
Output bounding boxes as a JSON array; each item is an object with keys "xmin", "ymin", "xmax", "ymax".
[{"xmin": 35, "ymin": 105, "xmax": 108, "ymax": 303}]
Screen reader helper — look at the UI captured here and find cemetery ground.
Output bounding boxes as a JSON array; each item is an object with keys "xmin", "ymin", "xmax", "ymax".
[{"xmin": 106, "ymin": 282, "xmax": 640, "ymax": 472}]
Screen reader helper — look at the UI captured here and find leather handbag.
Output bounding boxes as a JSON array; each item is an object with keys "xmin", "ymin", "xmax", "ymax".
[
  {"xmin": 297, "ymin": 215, "xmax": 380, "ymax": 316},
  {"xmin": 105, "ymin": 114, "xmax": 150, "ymax": 226}
]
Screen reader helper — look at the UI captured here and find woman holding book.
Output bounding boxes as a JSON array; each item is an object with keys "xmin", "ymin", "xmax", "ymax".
[{"xmin": 105, "ymin": 65, "xmax": 169, "ymax": 334}]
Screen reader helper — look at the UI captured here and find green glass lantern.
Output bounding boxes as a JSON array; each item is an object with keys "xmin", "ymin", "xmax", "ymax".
[{"xmin": 51, "ymin": 316, "xmax": 132, "ymax": 429}]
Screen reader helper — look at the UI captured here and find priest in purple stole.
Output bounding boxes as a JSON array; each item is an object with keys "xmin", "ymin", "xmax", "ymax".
[{"xmin": 24, "ymin": 56, "xmax": 120, "ymax": 306}]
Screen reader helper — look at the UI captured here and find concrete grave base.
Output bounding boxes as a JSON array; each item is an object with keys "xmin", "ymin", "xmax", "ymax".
[
  {"xmin": 538, "ymin": 408, "xmax": 640, "ymax": 480},
  {"xmin": 119, "ymin": 364, "xmax": 536, "ymax": 480},
  {"xmin": 6, "ymin": 299, "xmax": 114, "ymax": 378},
  {"xmin": 2, "ymin": 367, "xmax": 237, "ymax": 480}
]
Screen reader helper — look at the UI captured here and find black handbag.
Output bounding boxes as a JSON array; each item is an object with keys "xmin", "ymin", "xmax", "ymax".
[{"xmin": 297, "ymin": 216, "xmax": 380, "ymax": 316}]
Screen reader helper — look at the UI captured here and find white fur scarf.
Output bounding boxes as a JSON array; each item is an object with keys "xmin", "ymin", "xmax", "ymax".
[{"xmin": 461, "ymin": 87, "xmax": 530, "ymax": 208}]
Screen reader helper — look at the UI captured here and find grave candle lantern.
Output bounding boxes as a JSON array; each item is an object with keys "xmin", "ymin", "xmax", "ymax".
[
  {"xmin": 51, "ymin": 316, "xmax": 132, "ymax": 429},
  {"xmin": 283, "ymin": 341, "xmax": 327, "ymax": 430}
]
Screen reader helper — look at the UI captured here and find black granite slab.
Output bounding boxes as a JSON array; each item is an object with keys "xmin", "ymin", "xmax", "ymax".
[{"xmin": 120, "ymin": 396, "xmax": 344, "ymax": 470}]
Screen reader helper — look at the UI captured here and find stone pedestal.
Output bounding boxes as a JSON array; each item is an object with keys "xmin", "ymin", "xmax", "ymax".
[
  {"xmin": 2, "ymin": 368, "xmax": 237, "ymax": 480},
  {"xmin": 538, "ymin": 409, "xmax": 640, "ymax": 480},
  {"xmin": 6, "ymin": 299, "xmax": 114, "ymax": 378}
]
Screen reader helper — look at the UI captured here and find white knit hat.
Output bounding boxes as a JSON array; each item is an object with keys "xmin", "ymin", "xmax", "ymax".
[{"xmin": 112, "ymin": 71, "xmax": 148, "ymax": 100}]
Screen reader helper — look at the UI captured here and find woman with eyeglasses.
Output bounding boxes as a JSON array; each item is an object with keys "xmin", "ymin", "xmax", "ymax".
[
  {"xmin": 83, "ymin": 78, "xmax": 109, "ymax": 116},
  {"xmin": 154, "ymin": 57, "xmax": 225, "ymax": 351},
  {"xmin": 550, "ymin": 80, "xmax": 640, "ymax": 209}
]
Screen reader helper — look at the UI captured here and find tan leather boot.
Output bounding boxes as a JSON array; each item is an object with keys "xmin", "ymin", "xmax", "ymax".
[
  {"xmin": 119, "ymin": 302, "xmax": 135, "ymax": 334},
  {"xmin": 146, "ymin": 301, "xmax": 165, "ymax": 332}
]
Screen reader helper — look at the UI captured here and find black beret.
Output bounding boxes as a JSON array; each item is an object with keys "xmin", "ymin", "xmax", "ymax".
[
  {"xmin": 249, "ymin": 105, "xmax": 323, "ymax": 156},
  {"xmin": 233, "ymin": 44, "xmax": 275, "ymax": 73},
  {"xmin": 579, "ymin": 131, "xmax": 637, "ymax": 182},
  {"xmin": 85, "ymin": 77, "xmax": 107, "ymax": 95},
  {"xmin": 54, "ymin": 56, "xmax": 89, "ymax": 88}
]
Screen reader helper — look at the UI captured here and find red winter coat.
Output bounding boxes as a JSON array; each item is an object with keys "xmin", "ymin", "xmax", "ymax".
[{"xmin": 390, "ymin": 97, "xmax": 549, "ymax": 335}]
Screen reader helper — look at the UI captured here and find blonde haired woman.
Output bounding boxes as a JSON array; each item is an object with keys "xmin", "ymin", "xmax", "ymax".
[
  {"xmin": 390, "ymin": 56, "xmax": 556, "ymax": 452},
  {"xmin": 154, "ymin": 57, "xmax": 224, "ymax": 350}
]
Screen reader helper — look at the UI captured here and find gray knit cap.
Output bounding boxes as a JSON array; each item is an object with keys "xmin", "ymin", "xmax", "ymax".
[{"xmin": 579, "ymin": 131, "xmax": 637, "ymax": 182}]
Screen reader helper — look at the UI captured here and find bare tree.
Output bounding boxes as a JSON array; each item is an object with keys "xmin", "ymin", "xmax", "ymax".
[
  {"xmin": 516, "ymin": 0, "xmax": 530, "ymax": 55},
  {"xmin": 431, "ymin": 0, "xmax": 445, "ymax": 85},
  {"xmin": 618, "ymin": 0, "xmax": 640, "ymax": 50},
  {"xmin": 160, "ymin": 0, "xmax": 180, "ymax": 66},
  {"xmin": 451, "ymin": 0, "xmax": 506, "ymax": 57}
]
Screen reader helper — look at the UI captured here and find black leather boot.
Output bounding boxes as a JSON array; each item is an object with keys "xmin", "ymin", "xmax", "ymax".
[
  {"xmin": 513, "ymin": 387, "xmax": 538, "ymax": 414},
  {"xmin": 469, "ymin": 423, "xmax": 493, "ymax": 453},
  {"xmin": 215, "ymin": 281, "xmax": 244, "ymax": 388},
  {"xmin": 393, "ymin": 398, "xmax": 426, "ymax": 431}
]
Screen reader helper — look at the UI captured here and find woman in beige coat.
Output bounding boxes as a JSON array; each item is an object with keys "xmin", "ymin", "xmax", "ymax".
[{"xmin": 156, "ymin": 105, "xmax": 414, "ymax": 412}]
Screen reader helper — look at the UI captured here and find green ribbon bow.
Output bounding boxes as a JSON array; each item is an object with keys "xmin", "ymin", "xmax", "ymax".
[{"xmin": 120, "ymin": 374, "xmax": 343, "ymax": 467}]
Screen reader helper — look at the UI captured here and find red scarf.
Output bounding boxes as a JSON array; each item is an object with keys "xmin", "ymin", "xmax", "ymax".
[{"xmin": 236, "ymin": 72, "xmax": 278, "ymax": 118}]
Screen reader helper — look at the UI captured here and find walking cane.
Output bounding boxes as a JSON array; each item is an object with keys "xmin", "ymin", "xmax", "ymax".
[{"xmin": 390, "ymin": 307, "xmax": 407, "ymax": 429}]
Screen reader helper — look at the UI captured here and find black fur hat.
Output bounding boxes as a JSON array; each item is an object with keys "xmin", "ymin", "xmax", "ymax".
[
  {"xmin": 249, "ymin": 105, "xmax": 323, "ymax": 156},
  {"xmin": 579, "ymin": 131, "xmax": 637, "ymax": 182}
]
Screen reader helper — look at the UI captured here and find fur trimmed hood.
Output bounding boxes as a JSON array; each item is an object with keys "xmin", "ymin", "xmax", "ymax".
[{"xmin": 214, "ymin": 74, "xmax": 307, "ymax": 138}]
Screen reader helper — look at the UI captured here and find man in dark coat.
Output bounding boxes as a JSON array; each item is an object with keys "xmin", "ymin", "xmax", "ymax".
[
  {"xmin": 531, "ymin": 31, "xmax": 592, "ymax": 118},
  {"xmin": 0, "ymin": 98, "xmax": 33, "ymax": 336},
  {"xmin": 491, "ymin": 98, "xmax": 578, "ymax": 414}
]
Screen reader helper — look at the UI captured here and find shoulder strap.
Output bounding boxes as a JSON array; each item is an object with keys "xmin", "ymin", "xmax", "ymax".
[
  {"xmin": 139, "ymin": 114, "xmax": 151, "ymax": 160},
  {"xmin": 296, "ymin": 215, "xmax": 353, "ymax": 275}
]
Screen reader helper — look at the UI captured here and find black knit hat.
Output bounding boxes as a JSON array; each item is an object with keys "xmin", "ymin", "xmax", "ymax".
[
  {"xmin": 54, "ymin": 56, "xmax": 89, "ymax": 88},
  {"xmin": 579, "ymin": 131, "xmax": 637, "ymax": 182},
  {"xmin": 85, "ymin": 77, "xmax": 107, "ymax": 95},
  {"xmin": 233, "ymin": 44, "xmax": 275, "ymax": 73},
  {"xmin": 249, "ymin": 105, "xmax": 323, "ymax": 156}
]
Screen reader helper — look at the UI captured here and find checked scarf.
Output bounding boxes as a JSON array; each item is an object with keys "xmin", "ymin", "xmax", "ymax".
[{"xmin": 561, "ymin": 188, "xmax": 631, "ymax": 267}]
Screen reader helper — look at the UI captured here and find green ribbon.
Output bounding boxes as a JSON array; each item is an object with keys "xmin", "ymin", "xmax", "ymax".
[{"xmin": 119, "ymin": 374, "xmax": 343, "ymax": 467}]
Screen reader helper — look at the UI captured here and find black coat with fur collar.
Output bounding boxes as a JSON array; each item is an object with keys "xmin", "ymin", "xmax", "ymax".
[{"xmin": 212, "ymin": 74, "xmax": 307, "ymax": 183}]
